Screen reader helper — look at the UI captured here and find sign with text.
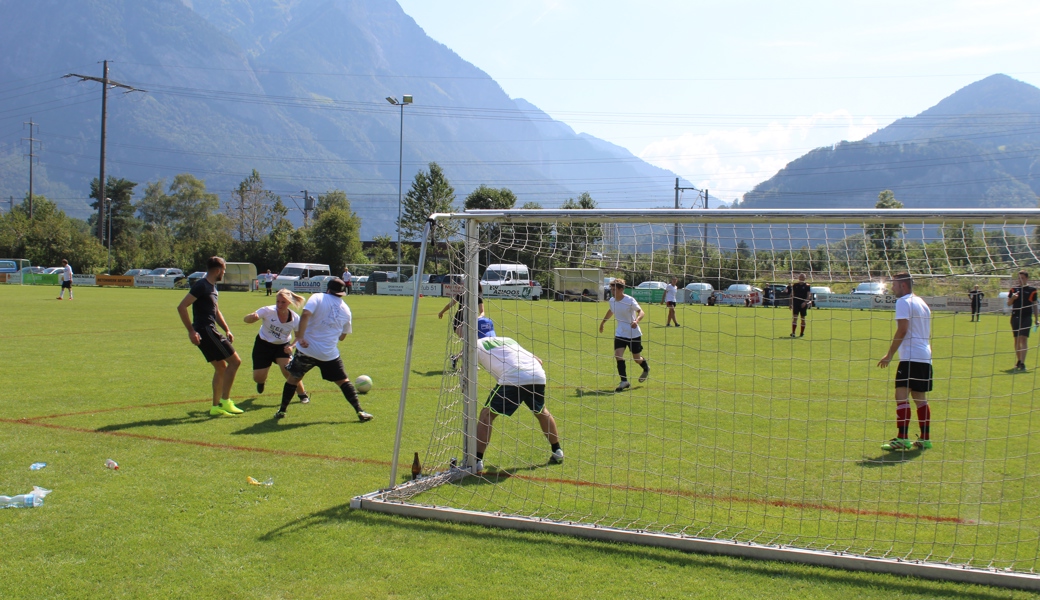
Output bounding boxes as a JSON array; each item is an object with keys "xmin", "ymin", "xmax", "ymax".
[
  {"xmin": 96, "ymin": 275, "xmax": 135, "ymax": 287},
  {"xmin": 72, "ymin": 274, "xmax": 96, "ymax": 286},
  {"xmin": 812, "ymin": 293, "xmax": 873, "ymax": 310},
  {"xmin": 482, "ymin": 283, "xmax": 537, "ymax": 300},
  {"xmin": 134, "ymin": 276, "xmax": 177, "ymax": 289},
  {"xmin": 377, "ymin": 282, "xmax": 413, "ymax": 295},
  {"xmin": 291, "ymin": 280, "xmax": 324, "ymax": 294}
]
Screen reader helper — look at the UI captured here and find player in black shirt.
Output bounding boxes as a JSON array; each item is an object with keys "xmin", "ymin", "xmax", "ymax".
[
  {"xmin": 968, "ymin": 285, "xmax": 984, "ymax": 322},
  {"xmin": 784, "ymin": 274, "xmax": 812, "ymax": 338},
  {"xmin": 1007, "ymin": 270, "xmax": 1039, "ymax": 371},
  {"xmin": 177, "ymin": 256, "xmax": 243, "ymax": 416}
]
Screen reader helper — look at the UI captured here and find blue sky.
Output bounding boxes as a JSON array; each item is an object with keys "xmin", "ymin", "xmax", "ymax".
[{"xmin": 397, "ymin": 0, "xmax": 1040, "ymax": 203}]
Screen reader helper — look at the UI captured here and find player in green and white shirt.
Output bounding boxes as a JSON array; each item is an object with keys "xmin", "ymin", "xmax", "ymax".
[
  {"xmin": 474, "ymin": 316, "xmax": 562, "ymax": 473},
  {"xmin": 600, "ymin": 278, "xmax": 650, "ymax": 392}
]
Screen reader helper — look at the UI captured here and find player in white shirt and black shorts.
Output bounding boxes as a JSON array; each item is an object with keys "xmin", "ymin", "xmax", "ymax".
[
  {"xmin": 661, "ymin": 276, "xmax": 680, "ymax": 327},
  {"xmin": 877, "ymin": 273, "xmax": 933, "ymax": 451},
  {"xmin": 243, "ymin": 288, "xmax": 310, "ymax": 403},
  {"xmin": 600, "ymin": 278, "xmax": 650, "ymax": 392},
  {"xmin": 276, "ymin": 278, "xmax": 372, "ymax": 422},
  {"xmin": 473, "ymin": 316, "xmax": 562, "ymax": 473},
  {"xmin": 57, "ymin": 259, "xmax": 73, "ymax": 300}
]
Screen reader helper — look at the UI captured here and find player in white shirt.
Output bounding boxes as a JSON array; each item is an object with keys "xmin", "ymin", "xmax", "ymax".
[
  {"xmin": 661, "ymin": 276, "xmax": 680, "ymax": 327},
  {"xmin": 276, "ymin": 278, "xmax": 372, "ymax": 422},
  {"xmin": 877, "ymin": 273, "xmax": 933, "ymax": 451},
  {"xmin": 473, "ymin": 316, "xmax": 562, "ymax": 473},
  {"xmin": 57, "ymin": 259, "xmax": 74, "ymax": 300},
  {"xmin": 243, "ymin": 289, "xmax": 310, "ymax": 403},
  {"xmin": 599, "ymin": 278, "xmax": 650, "ymax": 392}
]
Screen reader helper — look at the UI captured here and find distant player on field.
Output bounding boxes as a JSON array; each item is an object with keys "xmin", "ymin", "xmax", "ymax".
[
  {"xmin": 600, "ymin": 278, "xmax": 649, "ymax": 392},
  {"xmin": 57, "ymin": 259, "xmax": 73, "ymax": 300},
  {"xmin": 243, "ymin": 288, "xmax": 309, "ymax": 403},
  {"xmin": 277, "ymin": 278, "xmax": 372, "ymax": 421},
  {"xmin": 473, "ymin": 316, "xmax": 563, "ymax": 473},
  {"xmin": 877, "ymin": 273, "xmax": 932, "ymax": 451},
  {"xmin": 968, "ymin": 285, "xmax": 984, "ymax": 322},
  {"xmin": 263, "ymin": 269, "xmax": 274, "ymax": 296},
  {"xmin": 1007, "ymin": 270, "xmax": 1039, "ymax": 371},
  {"xmin": 177, "ymin": 256, "xmax": 243, "ymax": 417},
  {"xmin": 784, "ymin": 273, "xmax": 812, "ymax": 338},
  {"xmin": 662, "ymin": 276, "xmax": 680, "ymax": 327}
]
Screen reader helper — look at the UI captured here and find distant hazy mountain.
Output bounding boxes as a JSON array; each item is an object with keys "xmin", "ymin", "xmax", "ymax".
[
  {"xmin": 742, "ymin": 74, "xmax": 1040, "ymax": 209},
  {"xmin": 0, "ymin": 0, "xmax": 692, "ymax": 236}
]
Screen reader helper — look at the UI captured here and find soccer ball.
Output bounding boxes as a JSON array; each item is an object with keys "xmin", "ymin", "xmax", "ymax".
[{"xmin": 355, "ymin": 375, "xmax": 373, "ymax": 394}]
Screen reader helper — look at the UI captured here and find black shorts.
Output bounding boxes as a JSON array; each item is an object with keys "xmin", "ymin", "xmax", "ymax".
[
  {"xmin": 895, "ymin": 361, "xmax": 933, "ymax": 393},
  {"xmin": 195, "ymin": 326, "xmax": 235, "ymax": 363},
  {"xmin": 485, "ymin": 384, "xmax": 546, "ymax": 417},
  {"xmin": 614, "ymin": 336, "xmax": 643, "ymax": 355},
  {"xmin": 665, "ymin": 301, "xmax": 676, "ymax": 308},
  {"xmin": 265, "ymin": 281, "xmax": 272, "ymax": 290},
  {"xmin": 61, "ymin": 280, "xmax": 72, "ymax": 289},
  {"xmin": 791, "ymin": 301, "xmax": 808, "ymax": 318},
  {"xmin": 452, "ymin": 311, "xmax": 463, "ymax": 332},
  {"xmin": 1011, "ymin": 315, "xmax": 1032, "ymax": 337},
  {"xmin": 251, "ymin": 335, "xmax": 290, "ymax": 371},
  {"xmin": 286, "ymin": 350, "xmax": 348, "ymax": 382}
]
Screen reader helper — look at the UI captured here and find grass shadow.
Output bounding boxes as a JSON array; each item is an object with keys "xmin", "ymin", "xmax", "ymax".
[
  {"xmin": 95, "ymin": 410, "xmax": 214, "ymax": 432},
  {"xmin": 411, "ymin": 369, "xmax": 445, "ymax": 377},
  {"xmin": 575, "ymin": 388, "xmax": 619, "ymax": 397},
  {"xmin": 261, "ymin": 509, "xmax": 1008, "ymax": 599},
  {"xmin": 231, "ymin": 419, "xmax": 344, "ymax": 435},
  {"xmin": 857, "ymin": 449, "xmax": 924, "ymax": 468}
]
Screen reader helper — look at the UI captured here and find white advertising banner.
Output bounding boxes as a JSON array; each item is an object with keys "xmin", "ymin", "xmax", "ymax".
[
  {"xmin": 481, "ymin": 283, "xmax": 537, "ymax": 300},
  {"xmin": 813, "ymin": 293, "xmax": 874, "ymax": 309},
  {"xmin": 291, "ymin": 280, "xmax": 324, "ymax": 294},
  {"xmin": 377, "ymin": 282, "xmax": 414, "ymax": 295},
  {"xmin": 72, "ymin": 274, "xmax": 96, "ymax": 286},
  {"xmin": 713, "ymin": 291, "xmax": 762, "ymax": 306},
  {"xmin": 420, "ymin": 283, "xmax": 442, "ymax": 296},
  {"xmin": 134, "ymin": 276, "xmax": 176, "ymax": 288}
]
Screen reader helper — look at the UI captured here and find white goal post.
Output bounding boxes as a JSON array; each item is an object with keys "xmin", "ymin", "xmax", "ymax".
[{"xmin": 354, "ymin": 208, "xmax": 1040, "ymax": 590}]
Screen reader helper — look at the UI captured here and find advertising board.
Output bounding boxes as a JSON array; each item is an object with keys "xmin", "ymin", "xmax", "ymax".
[
  {"xmin": 291, "ymin": 280, "xmax": 324, "ymax": 294},
  {"xmin": 812, "ymin": 293, "xmax": 873, "ymax": 309},
  {"xmin": 72, "ymin": 274, "xmax": 96, "ymax": 286},
  {"xmin": 96, "ymin": 275, "xmax": 135, "ymax": 287},
  {"xmin": 482, "ymin": 283, "xmax": 537, "ymax": 300}
]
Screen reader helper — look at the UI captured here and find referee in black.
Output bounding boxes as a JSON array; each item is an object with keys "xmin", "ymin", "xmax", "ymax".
[
  {"xmin": 785, "ymin": 273, "xmax": 812, "ymax": 338},
  {"xmin": 1007, "ymin": 270, "xmax": 1039, "ymax": 371}
]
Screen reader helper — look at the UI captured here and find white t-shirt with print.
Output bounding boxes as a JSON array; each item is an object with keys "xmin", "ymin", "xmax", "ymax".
[
  {"xmin": 609, "ymin": 294, "xmax": 643, "ymax": 338},
  {"xmin": 255, "ymin": 305, "xmax": 300, "ymax": 344},
  {"xmin": 299, "ymin": 293, "xmax": 352, "ymax": 361},
  {"xmin": 895, "ymin": 293, "xmax": 932, "ymax": 363},
  {"xmin": 476, "ymin": 337, "xmax": 546, "ymax": 386},
  {"xmin": 664, "ymin": 284, "xmax": 677, "ymax": 303}
]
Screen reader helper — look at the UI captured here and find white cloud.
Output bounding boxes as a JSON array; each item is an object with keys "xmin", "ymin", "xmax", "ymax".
[{"xmin": 638, "ymin": 111, "xmax": 881, "ymax": 203}]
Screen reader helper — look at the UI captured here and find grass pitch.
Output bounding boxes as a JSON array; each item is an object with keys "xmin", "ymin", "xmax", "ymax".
[{"xmin": 1, "ymin": 285, "xmax": 1037, "ymax": 599}]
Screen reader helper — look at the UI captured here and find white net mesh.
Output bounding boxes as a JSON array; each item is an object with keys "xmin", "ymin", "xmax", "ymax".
[{"xmin": 373, "ymin": 210, "xmax": 1040, "ymax": 577}]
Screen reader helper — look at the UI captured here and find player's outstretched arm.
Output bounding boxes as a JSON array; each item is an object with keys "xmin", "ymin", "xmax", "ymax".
[{"xmin": 243, "ymin": 312, "xmax": 260, "ymax": 323}]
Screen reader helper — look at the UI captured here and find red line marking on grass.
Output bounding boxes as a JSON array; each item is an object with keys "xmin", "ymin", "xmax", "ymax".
[{"xmin": 2, "ymin": 405, "xmax": 969, "ymax": 526}]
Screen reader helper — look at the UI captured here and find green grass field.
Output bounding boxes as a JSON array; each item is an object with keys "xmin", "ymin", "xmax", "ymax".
[{"xmin": 2, "ymin": 285, "xmax": 1038, "ymax": 599}]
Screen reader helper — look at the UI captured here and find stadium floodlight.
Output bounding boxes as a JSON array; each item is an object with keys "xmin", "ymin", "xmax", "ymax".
[
  {"xmin": 355, "ymin": 208, "xmax": 1040, "ymax": 591},
  {"xmin": 386, "ymin": 95, "xmax": 413, "ymax": 272}
]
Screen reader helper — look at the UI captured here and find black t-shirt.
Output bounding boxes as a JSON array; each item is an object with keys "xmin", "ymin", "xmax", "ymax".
[
  {"xmin": 1009, "ymin": 286, "xmax": 1037, "ymax": 317},
  {"xmin": 189, "ymin": 278, "xmax": 219, "ymax": 330},
  {"xmin": 787, "ymin": 282, "xmax": 812, "ymax": 303},
  {"xmin": 968, "ymin": 290, "xmax": 984, "ymax": 304}
]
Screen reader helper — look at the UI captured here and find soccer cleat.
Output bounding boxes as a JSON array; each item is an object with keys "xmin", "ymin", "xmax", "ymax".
[
  {"xmin": 273, "ymin": 410, "xmax": 286, "ymax": 420},
  {"xmin": 913, "ymin": 437, "xmax": 932, "ymax": 450},
  {"xmin": 474, "ymin": 459, "xmax": 484, "ymax": 474},
  {"xmin": 220, "ymin": 399, "xmax": 244, "ymax": 414},
  {"xmin": 790, "ymin": 333, "xmax": 795, "ymax": 338},
  {"xmin": 357, "ymin": 410, "xmax": 373, "ymax": 422},
  {"xmin": 881, "ymin": 437, "xmax": 913, "ymax": 451},
  {"xmin": 256, "ymin": 382, "xmax": 265, "ymax": 394},
  {"xmin": 450, "ymin": 356, "xmax": 458, "ymax": 372},
  {"xmin": 638, "ymin": 369, "xmax": 649, "ymax": 383},
  {"xmin": 615, "ymin": 380, "xmax": 631, "ymax": 392},
  {"xmin": 298, "ymin": 394, "xmax": 310, "ymax": 404},
  {"xmin": 799, "ymin": 332, "xmax": 805, "ymax": 337},
  {"xmin": 56, "ymin": 297, "xmax": 62, "ymax": 300},
  {"xmin": 209, "ymin": 406, "xmax": 234, "ymax": 417},
  {"xmin": 550, "ymin": 449, "xmax": 564, "ymax": 464}
]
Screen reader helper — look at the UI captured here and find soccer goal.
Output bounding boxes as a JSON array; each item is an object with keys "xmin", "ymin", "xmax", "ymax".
[{"xmin": 353, "ymin": 208, "xmax": 1040, "ymax": 590}]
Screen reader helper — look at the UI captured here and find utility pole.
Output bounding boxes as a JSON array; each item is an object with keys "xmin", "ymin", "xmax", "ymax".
[
  {"xmin": 301, "ymin": 190, "xmax": 314, "ymax": 227},
  {"xmin": 674, "ymin": 178, "xmax": 705, "ymax": 258},
  {"xmin": 64, "ymin": 61, "xmax": 145, "ymax": 244},
  {"xmin": 23, "ymin": 119, "xmax": 39, "ymax": 218}
]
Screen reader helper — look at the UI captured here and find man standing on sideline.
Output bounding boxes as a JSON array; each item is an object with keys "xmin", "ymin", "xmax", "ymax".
[
  {"xmin": 1007, "ymin": 270, "xmax": 1039, "ymax": 371},
  {"xmin": 662, "ymin": 276, "xmax": 680, "ymax": 327},
  {"xmin": 263, "ymin": 269, "xmax": 274, "ymax": 296},
  {"xmin": 600, "ymin": 279, "xmax": 649, "ymax": 392},
  {"xmin": 276, "ymin": 278, "xmax": 372, "ymax": 422},
  {"xmin": 877, "ymin": 273, "xmax": 933, "ymax": 451},
  {"xmin": 784, "ymin": 274, "xmax": 812, "ymax": 337},
  {"xmin": 342, "ymin": 267, "xmax": 352, "ymax": 295},
  {"xmin": 473, "ymin": 316, "xmax": 563, "ymax": 473},
  {"xmin": 177, "ymin": 256, "xmax": 243, "ymax": 417},
  {"xmin": 57, "ymin": 259, "xmax": 73, "ymax": 300},
  {"xmin": 968, "ymin": 285, "xmax": 984, "ymax": 322}
]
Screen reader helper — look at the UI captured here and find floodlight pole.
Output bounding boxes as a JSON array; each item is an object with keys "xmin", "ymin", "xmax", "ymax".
[
  {"xmin": 387, "ymin": 95, "xmax": 413, "ymax": 276},
  {"xmin": 106, "ymin": 198, "xmax": 112, "ymax": 273}
]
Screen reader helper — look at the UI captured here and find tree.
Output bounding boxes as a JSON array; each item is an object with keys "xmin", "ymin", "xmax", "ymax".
[
  {"xmin": 464, "ymin": 185, "xmax": 516, "ymax": 210},
  {"xmin": 366, "ymin": 234, "xmax": 397, "ymax": 265},
  {"xmin": 309, "ymin": 191, "xmax": 364, "ymax": 270},
  {"xmin": 398, "ymin": 162, "xmax": 457, "ymax": 269},
  {"xmin": 864, "ymin": 190, "xmax": 906, "ymax": 274},
  {"xmin": 89, "ymin": 177, "xmax": 138, "ymax": 243},
  {"xmin": 228, "ymin": 169, "xmax": 277, "ymax": 243},
  {"xmin": 556, "ymin": 192, "xmax": 603, "ymax": 267},
  {"xmin": 0, "ymin": 196, "xmax": 105, "ymax": 271}
]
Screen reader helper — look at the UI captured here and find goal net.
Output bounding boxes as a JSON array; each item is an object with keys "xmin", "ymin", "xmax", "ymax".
[{"xmin": 354, "ymin": 209, "xmax": 1040, "ymax": 589}]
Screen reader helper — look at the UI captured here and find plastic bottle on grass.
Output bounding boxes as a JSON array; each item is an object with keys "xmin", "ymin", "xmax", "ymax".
[
  {"xmin": 104, "ymin": 459, "xmax": 119, "ymax": 470},
  {"xmin": 29, "ymin": 462, "xmax": 47, "ymax": 471},
  {"xmin": 0, "ymin": 486, "xmax": 52, "ymax": 508}
]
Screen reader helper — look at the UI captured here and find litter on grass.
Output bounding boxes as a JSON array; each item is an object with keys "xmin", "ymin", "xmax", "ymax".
[{"xmin": 246, "ymin": 476, "xmax": 273, "ymax": 487}]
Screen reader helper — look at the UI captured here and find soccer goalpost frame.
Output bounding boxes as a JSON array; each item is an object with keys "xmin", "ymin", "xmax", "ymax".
[{"xmin": 353, "ymin": 209, "xmax": 1040, "ymax": 590}]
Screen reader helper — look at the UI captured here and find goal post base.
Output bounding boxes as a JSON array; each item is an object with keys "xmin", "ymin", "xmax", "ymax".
[{"xmin": 350, "ymin": 491, "xmax": 1040, "ymax": 591}]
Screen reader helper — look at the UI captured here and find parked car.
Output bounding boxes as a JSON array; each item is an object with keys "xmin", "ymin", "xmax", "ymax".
[
  {"xmin": 149, "ymin": 268, "xmax": 186, "ymax": 281},
  {"xmin": 20, "ymin": 266, "xmax": 45, "ymax": 275},
  {"xmin": 309, "ymin": 275, "xmax": 338, "ymax": 287},
  {"xmin": 42, "ymin": 267, "xmax": 65, "ymax": 275},
  {"xmin": 851, "ymin": 281, "xmax": 887, "ymax": 295},
  {"xmin": 186, "ymin": 271, "xmax": 206, "ymax": 285},
  {"xmin": 715, "ymin": 284, "xmax": 762, "ymax": 306},
  {"xmin": 810, "ymin": 286, "xmax": 833, "ymax": 295},
  {"xmin": 683, "ymin": 282, "xmax": 714, "ymax": 304},
  {"xmin": 762, "ymin": 283, "xmax": 790, "ymax": 307},
  {"xmin": 636, "ymin": 281, "xmax": 668, "ymax": 290},
  {"xmin": 998, "ymin": 291, "xmax": 1012, "ymax": 314},
  {"xmin": 123, "ymin": 268, "xmax": 151, "ymax": 277}
]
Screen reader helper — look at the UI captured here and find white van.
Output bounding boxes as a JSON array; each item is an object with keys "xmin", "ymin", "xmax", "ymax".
[
  {"xmin": 480, "ymin": 263, "xmax": 542, "ymax": 300},
  {"xmin": 273, "ymin": 262, "xmax": 331, "ymax": 290}
]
